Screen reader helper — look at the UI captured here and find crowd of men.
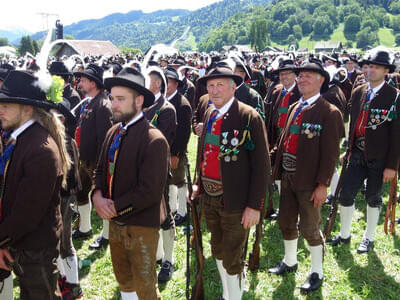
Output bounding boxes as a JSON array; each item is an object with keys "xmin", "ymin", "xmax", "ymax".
[{"xmin": 0, "ymin": 45, "xmax": 399, "ymax": 300}]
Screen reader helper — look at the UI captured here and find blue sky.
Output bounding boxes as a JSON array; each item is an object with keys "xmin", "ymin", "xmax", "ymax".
[{"xmin": 0, "ymin": 0, "xmax": 220, "ymax": 33}]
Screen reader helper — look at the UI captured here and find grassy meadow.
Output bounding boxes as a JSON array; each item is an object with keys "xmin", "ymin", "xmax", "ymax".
[{"xmin": 12, "ymin": 134, "xmax": 400, "ymax": 299}]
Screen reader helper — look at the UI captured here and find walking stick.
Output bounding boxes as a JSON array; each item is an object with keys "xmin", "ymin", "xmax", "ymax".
[
  {"xmin": 384, "ymin": 171, "xmax": 398, "ymax": 235},
  {"xmin": 185, "ymin": 160, "xmax": 204, "ymax": 300},
  {"xmin": 323, "ymin": 155, "xmax": 349, "ymax": 241}
]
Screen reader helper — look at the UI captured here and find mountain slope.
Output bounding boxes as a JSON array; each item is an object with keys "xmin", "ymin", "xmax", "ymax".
[{"xmin": 31, "ymin": 0, "xmax": 271, "ymax": 50}]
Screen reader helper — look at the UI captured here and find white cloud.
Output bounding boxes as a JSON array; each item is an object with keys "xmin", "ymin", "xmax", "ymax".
[{"xmin": 0, "ymin": 0, "xmax": 220, "ymax": 33}]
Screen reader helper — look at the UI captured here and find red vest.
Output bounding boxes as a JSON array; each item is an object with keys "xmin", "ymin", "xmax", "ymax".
[{"xmin": 201, "ymin": 117, "xmax": 223, "ymax": 180}]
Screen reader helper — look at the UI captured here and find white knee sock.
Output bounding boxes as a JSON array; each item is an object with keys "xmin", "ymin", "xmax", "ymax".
[
  {"xmin": 276, "ymin": 180, "xmax": 281, "ymax": 195},
  {"xmin": 78, "ymin": 202, "xmax": 92, "ymax": 233},
  {"xmin": 168, "ymin": 185, "xmax": 178, "ymax": 214},
  {"xmin": 156, "ymin": 230, "xmax": 164, "ymax": 262},
  {"xmin": 283, "ymin": 239, "xmax": 298, "ymax": 267},
  {"xmin": 216, "ymin": 259, "xmax": 229, "ymax": 300},
  {"xmin": 364, "ymin": 205, "xmax": 380, "ymax": 241},
  {"xmin": 0, "ymin": 274, "xmax": 13, "ymax": 300},
  {"xmin": 162, "ymin": 228, "xmax": 175, "ymax": 264},
  {"xmin": 226, "ymin": 273, "xmax": 244, "ymax": 300},
  {"xmin": 310, "ymin": 245, "xmax": 323, "ymax": 279},
  {"xmin": 64, "ymin": 254, "xmax": 79, "ymax": 284},
  {"xmin": 57, "ymin": 255, "xmax": 66, "ymax": 276},
  {"xmin": 339, "ymin": 204, "xmax": 355, "ymax": 239},
  {"xmin": 329, "ymin": 169, "xmax": 339, "ymax": 196},
  {"xmin": 120, "ymin": 291, "xmax": 139, "ymax": 300},
  {"xmin": 177, "ymin": 185, "xmax": 188, "ymax": 216},
  {"xmin": 101, "ymin": 219, "xmax": 109, "ymax": 240}
]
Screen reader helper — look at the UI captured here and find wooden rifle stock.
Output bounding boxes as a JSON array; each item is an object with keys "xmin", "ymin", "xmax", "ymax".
[
  {"xmin": 323, "ymin": 156, "xmax": 349, "ymax": 241},
  {"xmin": 248, "ymin": 183, "xmax": 272, "ymax": 271},
  {"xmin": 185, "ymin": 161, "xmax": 204, "ymax": 300},
  {"xmin": 384, "ymin": 172, "xmax": 398, "ymax": 235}
]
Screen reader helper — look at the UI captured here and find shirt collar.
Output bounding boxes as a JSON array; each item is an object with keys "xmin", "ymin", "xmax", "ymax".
[
  {"xmin": 167, "ymin": 90, "xmax": 178, "ymax": 101},
  {"xmin": 368, "ymin": 80, "xmax": 385, "ymax": 98},
  {"xmin": 11, "ymin": 119, "xmax": 35, "ymax": 140},
  {"xmin": 214, "ymin": 97, "xmax": 235, "ymax": 118},
  {"xmin": 284, "ymin": 82, "xmax": 296, "ymax": 92},
  {"xmin": 299, "ymin": 93, "xmax": 320, "ymax": 107},
  {"xmin": 122, "ymin": 112, "xmax": 144, "ymax": 130},
  {"xmin": 154, "ymin": 92, "xmax": 161, "ymax": 103}
]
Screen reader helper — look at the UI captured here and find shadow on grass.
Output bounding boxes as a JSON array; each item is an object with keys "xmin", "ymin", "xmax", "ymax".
[
  {"xmin": 271, "ymin": 272, "xmax": 296, "ymax": 300},
  {"xmin": 332, "ymin": 244, "xmax": 400, "ymax": 299}
]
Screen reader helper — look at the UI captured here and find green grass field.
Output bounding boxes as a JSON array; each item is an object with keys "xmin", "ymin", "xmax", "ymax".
[{"xmin": 12, "ymin": 134, "xmax": 400, "ymax": 299}]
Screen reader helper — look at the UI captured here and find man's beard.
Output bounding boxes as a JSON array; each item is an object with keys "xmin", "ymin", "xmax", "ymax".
[{"xmin": 112, "ymin": 106, "xmax": 138, "ymax": 124}]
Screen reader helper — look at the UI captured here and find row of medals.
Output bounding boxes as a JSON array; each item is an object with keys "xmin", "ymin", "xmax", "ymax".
[
  {"xmin": 221, "ymin": 131, "xmax": 239, "ymax": 162},
  {"xmin": 301, "ymin": 124, "xmax": 322, "ymax": 139},
  {"xmin": 368, "ymin": 109, "xmax": 387, "ymax": 130}
]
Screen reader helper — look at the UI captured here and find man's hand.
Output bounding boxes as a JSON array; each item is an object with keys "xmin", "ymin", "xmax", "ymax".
[
  {"xmin": 171, "ymin": 156, "xmax": 180, "ymax": 169},
  {"xmin": 92, "ymin": 190, "xmax": 117, "ymax": 219},
  {"xmin": 0, "ymin": 249, "xmax": 13, "ymax": 271},
  {"xmin": 383, "ymin": 168, "xmax": 396, "ymax": 183},
  {"xmin": 311, "ymin": 184, "xmax": 328, "ymax": 208},
  {"xmin": 241, "ymin": 207, "xmax": 260, "ymax": 230},
  {"xmin": 194, "ymin": 123, "xmax": 204, "ymax": 136}
]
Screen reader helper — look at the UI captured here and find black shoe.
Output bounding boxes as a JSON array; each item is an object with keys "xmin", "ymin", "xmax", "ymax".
[
  {"xmin": 396, "ymin": 218, "xmax": 400, "ymax": 224},
  {"xmin": 156, "ymin": 259, "xmax": 162, "ymax": 265},
  {"xmin": 174, "ymin": 214, "xmax": 187, "ymax": 227},
  {"xmin": 265, "ymin": 209, "xmax": 279, "ymax": 220},
  {"xmin": 268, "ymin": 261, "xmax": 297, "ymax": 275},
  {"xmin": 158, "ymin": 261, "xmax": 174, "ymax": 283},
  {"xmin": 325, "ymin": 195, "xmax": 334, "ymax": 205},
  {"xmin": 89, "ymin": 235, "xmax": 109, "ymax": 250},
  {"xmin": 357, "ymin": 238, "xmax": 374, "ymax": 254},
  {"xmin": 300, "ymin": 272, "xmax": 323, "ymax": 294},
  {"xmin": 328, "ymin": 234, "xmax": 351, "ymax": 246},
  {"xmin": 342, "ymin": 140, "xmax": 348, "ymax": 148},
  {"xmin": 72, "ymin": 229, "xmax": 92, "ymax": 240}
]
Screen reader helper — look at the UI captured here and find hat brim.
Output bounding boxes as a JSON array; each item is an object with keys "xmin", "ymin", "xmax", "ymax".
[
  {"xmin": 0, "ymin": 93, "xmax": 56, "ymax": 110},
  {"xmin": 197, "ymin": 73, "xmax": 243, "ymax": 87},
  {"xmin": 166, "ymin": 75, "xmax": 184, "ymax": 88},
  {"xmin": 272, "ymin": 66, "xmax": 297, "ymax": 75},
  {"xmin": 74, "ymin": 71, "xmax": 104, "ymax": 88},
  {"xmin": 366, "ymin": 61, "xmax": 395, "ymax": 73},
  {"xmin": 295, "ymin": 67, "xmax": 330, "ymax": 93},
  {"xmin": 50, "ymin": 71, "xmax": 72, "ymax": 77},
  {"xmin": 104, "ymin": 77, "xmax": 155, "ymax": 108}
]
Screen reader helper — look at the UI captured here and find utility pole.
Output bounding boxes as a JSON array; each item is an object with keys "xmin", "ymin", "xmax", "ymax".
[{"xmin": 37, "ymin": 12, "xmax": 59, "ymax": 31}]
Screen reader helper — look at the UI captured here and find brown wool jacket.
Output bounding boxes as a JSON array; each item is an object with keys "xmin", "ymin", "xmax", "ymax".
[
  {"xmin": 79, "ymin": 91, "xmax": 113, "ymax": 163},
  {"xmin": 274, "ymin": 96, "xmax": 345, "ymax": 191},
  {"xmin": 0, "ymin": 123, "xmax": 63, "ymax": 250},
  {"xmin": 322, "ymin": 84, "xmax": 347, "ymax": 114},
  {"xmin": 144, "ymin": 95, "xmax": 177, "ymax": 147},
  {"xmin": 195, "ymin": 99, "xmax": 271, "ymax": 212},
  {"xmin": 93, "ymin": 116, "xmax": 169, "ymax": 227},
  {"xmin": 348, "ymin": 82, "xmax": 400, "ymax": 170}
]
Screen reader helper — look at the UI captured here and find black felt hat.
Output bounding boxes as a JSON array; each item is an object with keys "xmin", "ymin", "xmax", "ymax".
[
  {"xmin": 197, "ymin": 64, "xmax": 243, "ymax": 87},
  {"xmin": 49, "ymin": 61, "xmax": 72, "ymax": 76},
  {"xmin": 0, "ymin": 70, "xmax": 58, "ymax": 110},
  {"xmin": 164, "ymin": 66, "xmax": 183, "ymax": 88},
  {"xmin": 295, "ymin": 59, "xmax": 330, "ymax": 93},
  {"xmin": 104, "ymin": 67, "xmax": 154, "ymax": 108},
  {"xmin": 272, "ymin": 59, "xmax": 297, "ymax": 75},
  {"xmin": 366, "ymin": 50, "xmax": 396, "ymax": 73},
  {"xmin": 74, "ymin": 63, "xmax": 104, "ymax": 88}
]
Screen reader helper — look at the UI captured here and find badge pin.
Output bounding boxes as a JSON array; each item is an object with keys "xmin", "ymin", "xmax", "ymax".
[
  {"xmin": 304, "ymin": 129, "xmax": 310, "ymax": 135},
  {"xmin": 231, "ymin": 138, "xmax": 239, "ymax": 146},
  {"xmin": 224, "ymin": 155, "xmax": 231, "ymax": 162},
  {"xmin": 307, "ymin": 133, "xmax": 314, "ymax": 139},
  {"xmin": 222, "ymin": 132, "xmax": 228, "ymax": 145},
  {"xmin": 372, "ymin": 125, "xmax": 377, "ymax": 130},
  {"xmin": 232, "ymin": 155, "xmax": 238, "ymax": 161}
]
